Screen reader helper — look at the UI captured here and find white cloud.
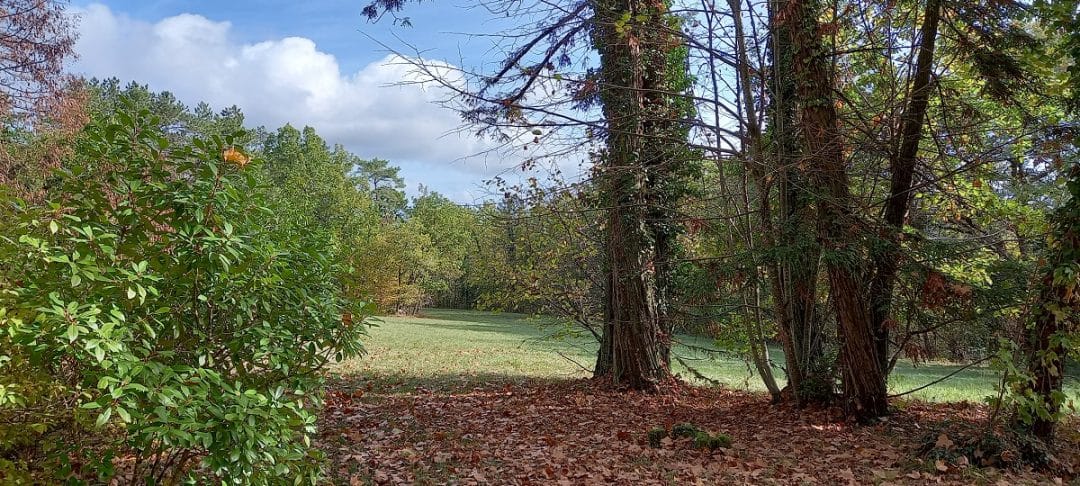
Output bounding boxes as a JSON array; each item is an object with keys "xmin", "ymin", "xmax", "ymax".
[{"xmin": 69, "ymin": 3, "xmax": 529, "ymax": 200}]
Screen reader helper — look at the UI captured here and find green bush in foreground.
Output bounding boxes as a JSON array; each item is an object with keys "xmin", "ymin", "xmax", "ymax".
[{"xmin": 0, "ymin": 106, "xmax": 370, "ymax": 483}]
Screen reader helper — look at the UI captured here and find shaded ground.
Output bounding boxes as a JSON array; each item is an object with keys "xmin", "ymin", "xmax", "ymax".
[{"xmin": 319, "ymin": 378, "xmax": 1078, "ymax": 485}]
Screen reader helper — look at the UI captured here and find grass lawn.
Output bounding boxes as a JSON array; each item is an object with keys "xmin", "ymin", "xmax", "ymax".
[{"xmin": 331, "ymin": 308, "xmax": 1078, "ymax": 404}]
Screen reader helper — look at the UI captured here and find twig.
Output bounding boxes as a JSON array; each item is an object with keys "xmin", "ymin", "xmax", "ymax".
[
  {"xmin": 988, "ymin": 367, "xmax": 1011, "ymax": 432},
  {"xmin": 675, "ymin": 356, "xmax": 722, "ymax": 386},
  {"xmin": 888, "ymin": 355, "xmax": 993, "ymax": 398},
  {"xmin": 671, "ymin": 339, "xmax": 740, "ymax": 359},
  {"xmin": 555, "ymin": 350, "xmax": 593, "ymax": 374}
]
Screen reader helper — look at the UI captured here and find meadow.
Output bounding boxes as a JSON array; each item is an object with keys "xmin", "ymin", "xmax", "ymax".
[{"xmin": 331, "ymin": 309, "xmax": 1079, "ymax": 404}]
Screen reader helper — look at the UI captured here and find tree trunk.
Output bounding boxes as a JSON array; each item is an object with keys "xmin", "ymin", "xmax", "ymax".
[
  {"xmin": 784, "ymin": 0, "xmax": 888, "ymax": 420},
  {"xmin": 595, "ymin": 275, "xmax": 614, "ymax": 376},
  {"xmin": 729, "ymin": 0, "xmax": 782, "ymax": 400},
  {"xmin": 868, "ymin": 0, "xmax": 941, "ymax": 374},
  {"xmin": 765, "ymin": 0, "xmax": 831, "ymax": 405},
  {"xmin": 590, "ymin": 0, "xmax": 690, "ymax": 389},
  {"xmin": 748, "ymin": 281, "xmax": 782, "ymax": 398},
  {"xmin": 603, "ymin": 205, "xmax": 666, "ymax": 389},
  {"xmin": 1025, "ymin": 279, "xmax": 1070, "ymax": 441}
]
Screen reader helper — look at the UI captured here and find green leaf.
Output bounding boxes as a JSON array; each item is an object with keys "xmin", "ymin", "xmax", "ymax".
[{"xmin": 95, "ymin": 407, "xmax": 113, "ymax": 427}]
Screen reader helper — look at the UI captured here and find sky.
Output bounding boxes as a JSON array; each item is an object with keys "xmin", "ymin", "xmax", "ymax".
[{"xmin": 67, "ymin": 0, "xmax": 540, "ymax": 203}]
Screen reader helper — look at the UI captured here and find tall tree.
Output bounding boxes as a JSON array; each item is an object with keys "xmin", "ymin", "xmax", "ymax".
[
  {"xmin": 589, "ymin": 0, "xmax": 696, "ymax": 389},
  {"xmin": 1016, "ymin": 0, "xmax": 1080, "ymax": 443},
  {"xmin": 361, "ymin": 0, "xmax": 695, "ymax": 389},
  {"xmin": 763, "ymin": 0, "xmax": 831, "ymax": 405},
  {"xmin": 356, "ymin": 157, "xmax": 407, "ymax": 219},
  {"xmin": 784, "ymin": 0, "xmax": 888, "ymax": 419},
  {"xmin": 0, "ymin": 0, "xmax": 76, "ymax": 117},
  {"xmin": 0, "ymin": 0, "xmax": 80, "ymax": 200},
  {"xmin": 867, "ymin": 0, "xmax": 942, "ymax": 374},
  {"xmin": 1020, "ymin": 155, "xmax": 1080, "ymax": 442}
]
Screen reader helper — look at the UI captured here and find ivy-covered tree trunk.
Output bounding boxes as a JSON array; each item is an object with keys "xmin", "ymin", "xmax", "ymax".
[
  {"xmin": 766, "ymin": 0, "xmax": 831, "ymax": 406},
  {"xmin": 1022, "ymin": 159, "xmax": 1080, "ymax": 442},
  {"xmin": 784, "ymin": 0, "xmax": 888, "ymax": 419},
  {"xmin": 591, "ymin": 0, "xmax": 691, "ymax": 390},
  {"xmin": 868, "ymin": 0, "xmax": 941, "ymax": 374}
]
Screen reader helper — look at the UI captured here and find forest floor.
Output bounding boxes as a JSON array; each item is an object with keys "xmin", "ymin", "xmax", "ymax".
[{"xmin": 319, "ymin": 310, "xmax": 1080, "ymax": 485}]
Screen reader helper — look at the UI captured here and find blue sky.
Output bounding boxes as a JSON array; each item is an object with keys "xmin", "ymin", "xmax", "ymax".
[{"xmin": 68, "ymin": 0, "xmax": 535, "ymax": 202}]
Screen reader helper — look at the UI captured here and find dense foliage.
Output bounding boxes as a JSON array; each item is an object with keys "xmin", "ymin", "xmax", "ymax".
[{"xmin": 0, "ymin": 106, "xmax": 371, "ymax": 482}]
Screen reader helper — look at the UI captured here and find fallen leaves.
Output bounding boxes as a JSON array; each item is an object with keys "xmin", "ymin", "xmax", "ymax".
[{"xmin": 318, "ymin": 379, "xmax": 1078, "ymax": 485}]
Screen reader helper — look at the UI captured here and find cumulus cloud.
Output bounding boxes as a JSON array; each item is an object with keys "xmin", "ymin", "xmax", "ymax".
[{"xmin": 69, "ymin": 3, "xmax": 529, "ymax": 200}]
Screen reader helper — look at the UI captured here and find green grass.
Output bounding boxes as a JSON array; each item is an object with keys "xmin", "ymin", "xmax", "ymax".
[{"xmin": 331, "ymin": 308, "xmax": 1079, "ymax": 403}]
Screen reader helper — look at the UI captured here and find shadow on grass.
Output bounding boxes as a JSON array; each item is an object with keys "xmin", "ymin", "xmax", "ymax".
[
  {"xmin": 327, "ymin": 369, "xmax": 583, "ymax": 396},
  {"xmin": 360, "ymin": 309, "xmax": 1079, "ymax": 404},
  {"xmin": 415, "ymin": 309, "xmax": 562, "ymax": 327},
  {"xmin": 399, "ymin": 311, "xmax": 593, "ymax": 347}
]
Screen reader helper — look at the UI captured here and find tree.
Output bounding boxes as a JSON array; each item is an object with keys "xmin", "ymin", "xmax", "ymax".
[
  {"xmin": 1019, "ymin": 156, "xmax": 1080, "ymax": 441},
  {"xmin": 0, "ymin": 0, "xmax": 76, "ymax": 117},
  {"xmin": 86, "ymin": 79, "xmax": 250, "ymax": 145},
  {"xmin": 410, "ymin": 187, "xmax": 478, "ymax": 307},
  {"xmin": 0, "ymin": 0, "xmax": 81, "ymax": 201},
  {"xmin": 261, "ymin": 124, "xmax": 380, "ymax": 244},
  {"xmin": 467, "ymin": 182, "xmax": 606, "ymax": 342},
  {"xmin": 356, "ymin": 157, "xmax": 407, "ymax": 219},
  {"xmin": 588, "ymin": 0, "xmax": 696, "ymax": 389},
  {"xmin": 1011, "ymin": 0, "xmax": 1080, "ymax": 443},
  {"xmin": 782, "ymin": 0, "xmax": 888, "ymax": 419},
  {"xmin": 361, "ymin": 0, "xmax": 698, "ymax": 390},
  {"xmin": 866, "ymin": 0, "xmax": 942, "ymax": 374}
]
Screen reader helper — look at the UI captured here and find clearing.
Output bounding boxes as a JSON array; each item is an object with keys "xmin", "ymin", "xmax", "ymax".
[{"xmin": 320, "ymin": 309, "xmax": 1079, "ymax": 485}]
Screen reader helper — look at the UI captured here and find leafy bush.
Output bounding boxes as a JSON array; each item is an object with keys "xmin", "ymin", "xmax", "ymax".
[{"xmin": 0, "ymin": 106, "xmax": 370, "ymax": 483}]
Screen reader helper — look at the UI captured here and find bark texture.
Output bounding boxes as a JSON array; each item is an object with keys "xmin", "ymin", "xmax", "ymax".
[{"xmin": 783, "ymin": 0, "xmax": 888, "ymax": 419}]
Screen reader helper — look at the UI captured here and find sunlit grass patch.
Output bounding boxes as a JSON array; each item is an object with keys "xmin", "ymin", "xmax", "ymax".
[{"xmin": 331, "ymin": 309, "xmax": 1078, "ymax": 404}]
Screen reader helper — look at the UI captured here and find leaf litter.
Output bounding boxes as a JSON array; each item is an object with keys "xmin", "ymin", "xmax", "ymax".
[{"xmin": 318, "ymin": 378, "xmax": 1078, "ymax": 485}]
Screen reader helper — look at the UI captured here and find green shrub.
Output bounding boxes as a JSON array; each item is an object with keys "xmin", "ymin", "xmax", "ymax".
[
  {"xmin": 0, "ymin": 106, "xmax": 370, "ymax": 483},
  {"xmin": 692, "ymin": 431, "xmax": 731, "ymax": 450}
]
